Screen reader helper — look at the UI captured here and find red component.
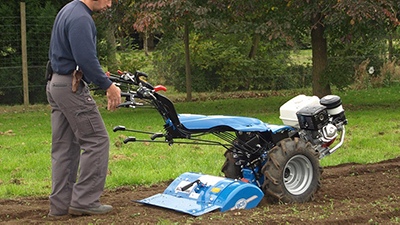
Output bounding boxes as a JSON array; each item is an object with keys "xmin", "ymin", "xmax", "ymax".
[
  {"xmin": 240, "ymin": 178, "xmax": 250, "ymax": 183},
  {"xmin": 154, "ymin": 85, "xmax": 167, "ymax": 92},
  {"xmin": 106, "ymin": 72, "xmax": 110, "ymax": 77},
  {"xmin": 322, "ymin": 137, "xmax": 337, "ymax": 148},
  {"xmin": 117, "ymin": 70, "xmax": 124, "ymax": 75}
]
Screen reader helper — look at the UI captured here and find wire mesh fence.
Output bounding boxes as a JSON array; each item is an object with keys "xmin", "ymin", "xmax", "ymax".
[{"xmin": 0, "ymin": 12, "xmax": 53, "ymax": 105}]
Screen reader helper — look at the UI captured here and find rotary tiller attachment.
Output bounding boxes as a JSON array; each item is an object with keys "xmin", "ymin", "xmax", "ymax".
[{"xmin": 135, "ymin": 172, "xmax": 264, "ymax": 216}]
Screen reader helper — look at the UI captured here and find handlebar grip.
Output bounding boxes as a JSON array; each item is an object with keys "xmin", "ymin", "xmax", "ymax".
[
  {"xmin": 117, "ymin": 102, "xmax": 133, "ymax": 108},
  {"xmin": 113, "ymin": 125, "xmax": 126, "ymax": 132},
  {"xmin": 123, "ymin": 137, "xmax": 136, "ymax": 144},
  {"xmin": 120, "ymin": 92, "xmax": 131, "ymax": 97},
  {"xmin": 154, "ymin": 85, "xmax": 167, "ymax": 92},
  {"xmin": 135, "ymin": 71, "xmax": 148, "ymax": 78}
]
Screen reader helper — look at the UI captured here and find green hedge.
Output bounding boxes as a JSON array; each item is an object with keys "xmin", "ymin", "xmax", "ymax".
[{"xmin": 152, "ymin": 34, "xmax": 312, "ymax": 92}]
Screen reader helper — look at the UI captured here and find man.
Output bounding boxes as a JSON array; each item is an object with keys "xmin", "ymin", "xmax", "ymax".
[{"xmin": 46, "ymin": 0, "xmax": 121, "ymax": 217}]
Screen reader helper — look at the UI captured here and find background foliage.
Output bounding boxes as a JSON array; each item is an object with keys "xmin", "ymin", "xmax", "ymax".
[
  {"xmin": 0, "ymin": 0, "xmax": 399, "ymax": 105},
  {"xmin": 152, "ymin": 33, "xmax": 311, "ymax": 92}
]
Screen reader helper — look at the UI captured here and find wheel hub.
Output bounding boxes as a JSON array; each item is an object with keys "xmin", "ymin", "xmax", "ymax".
[{"xmin": 283, "ymin": 155, "xmax": 313, "ymax": 195}]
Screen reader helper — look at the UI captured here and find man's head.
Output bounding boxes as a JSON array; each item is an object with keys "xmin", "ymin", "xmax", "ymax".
[{"xmin": 80, "ymin": 0, "xmax": 112, "ymax": 13}]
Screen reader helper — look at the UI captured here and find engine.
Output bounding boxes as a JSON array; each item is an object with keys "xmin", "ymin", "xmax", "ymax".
[{"xmin": 279, "ymin": 95, "xmax": 347, "ymax": 158}]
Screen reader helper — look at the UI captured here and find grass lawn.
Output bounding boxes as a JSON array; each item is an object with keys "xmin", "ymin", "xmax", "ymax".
[{"xmin": 1, "ymin": 85, "xmax": 400, "ymax": 198}]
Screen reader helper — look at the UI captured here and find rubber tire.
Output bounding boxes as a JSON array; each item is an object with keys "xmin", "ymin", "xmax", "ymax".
[
  {"xmin": 261, "ymin": 137, "xmax": 323, "ymax": 203},
  {"xmin": 221, "ymin": 150, "xmax": 242, "ymax": 179}
]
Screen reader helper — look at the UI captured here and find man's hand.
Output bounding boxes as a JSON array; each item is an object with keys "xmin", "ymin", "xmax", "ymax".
[{"xmin": 106, "ymin": 83, "xmax": 121, "ymax": 111}]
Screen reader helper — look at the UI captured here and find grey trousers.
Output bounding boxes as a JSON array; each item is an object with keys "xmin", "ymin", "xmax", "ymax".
[{"xmin": 46, "ymin": 73, "xmax": 110, "ymax": 215}]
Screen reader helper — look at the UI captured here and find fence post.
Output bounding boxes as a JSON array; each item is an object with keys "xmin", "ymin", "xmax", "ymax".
[{"xmin": 20, "ymin": 2, "xmax": 29, "ymax": 107}]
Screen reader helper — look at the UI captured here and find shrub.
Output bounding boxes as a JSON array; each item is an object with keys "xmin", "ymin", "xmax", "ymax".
[
  {"xmin": 352, "ymin": 59, "xmax": 371, "ymax": 90},
  {"xmin": 351, "ymin": 59, "xmax": 400, "ymax": 90},
  {"xmin": 152, "ymin": 33, "xmax": 311, "ymax": 92}
]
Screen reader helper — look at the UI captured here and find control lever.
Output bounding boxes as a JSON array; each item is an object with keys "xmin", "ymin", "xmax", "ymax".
[
  {"xmin": 117, "ymin": 102, "xmax": 134, "ymax": 108},
  {"xmin": 180, "ymin": 179, "xmax": 201, "ymax": 192},
  {"xmin": 123, "ymin": 72, "xmax": 137, "ymax": 84},
  {"xmin": 135, "ymin": 71, "xmax": 153, "ymax": 89},
  {"xmin": 151, "ymin": 133, "xmax": 164, "ymax": 140},
  {"xmin": 123, "ymin": 137, "xmax": 136, "ymax": 144},
  {"xmin": 135, "ymin": 71, "xmax": 148, "ymax": 78},
  {"xmin": 113, "ymin": 125, "xmax": 126, "ymax": 132}
]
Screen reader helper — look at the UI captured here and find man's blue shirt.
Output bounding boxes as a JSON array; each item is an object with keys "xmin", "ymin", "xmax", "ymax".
[{"xmin": 49, "ymin": 0, "xmax": 112, "ymax": 90}]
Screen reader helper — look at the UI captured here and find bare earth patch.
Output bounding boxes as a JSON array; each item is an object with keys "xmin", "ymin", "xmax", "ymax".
[{"xmin": 1, "ymin": 157, "xmax": 400, "ymax": 224}]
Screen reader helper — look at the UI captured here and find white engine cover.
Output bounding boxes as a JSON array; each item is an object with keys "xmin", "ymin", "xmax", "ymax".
[{"xmin": 279, "ymin": 95, "xmax": 321, "ymax": 128}]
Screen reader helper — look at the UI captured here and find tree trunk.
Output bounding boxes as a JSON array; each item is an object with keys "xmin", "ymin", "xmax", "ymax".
[
  {"xmin": 106, "ymin": 24, "xmax": 117, "ymax": 69},
  {"xmin": 248, "ymin": 33, "xmax": 261, "ymax": 59},
  {"xmin": 144, "ymin": 28, "xmax": 149, "ymax": 56},
  {"xmin": 148, "ymin": 33, "xmax": 155, "ymax": 51},
  {"xmin": 388, "ymin": 32, "xmax": 393, "ymax": 61},
  {"xmin": 118, "ymin": 29, "xmax": 125, "ymax": 51},
  {"xmin": 184, "ymin": 20, "xmax": 192, "ymax": 101},
  {"xmin": 311, "ymin": 13, "xmax": 331, "ymax": 98}
]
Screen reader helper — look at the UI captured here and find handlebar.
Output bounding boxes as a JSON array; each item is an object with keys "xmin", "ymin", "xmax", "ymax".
[
  {"xmin": 108, "ymin": 70, "xmax": 152, "ymax": 88},
  {"xmin": 106, "ymin": 70, "xmax": 167, "ymax": 109}
]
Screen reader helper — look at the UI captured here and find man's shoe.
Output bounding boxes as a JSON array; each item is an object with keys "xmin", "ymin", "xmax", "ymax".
[
  {"xmin": 48, "ymin": 212, "xmax": 68, "ymax": 218},
  {"xmin": 68, "ymin": 205, "xmax": 113, "ymax": 216}
]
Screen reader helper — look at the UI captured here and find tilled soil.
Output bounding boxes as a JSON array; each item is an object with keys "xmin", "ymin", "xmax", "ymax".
[{"xmin": 1, "ymin": 157, "xmax": 400, "ymax": 224}]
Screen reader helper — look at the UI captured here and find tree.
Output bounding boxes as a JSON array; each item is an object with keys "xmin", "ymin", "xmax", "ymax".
[
  {"xmin": 125, "ymin": 0, "xmax": 399, "ymax": 98},
  {"xmin": 285, "ymin": 0, "xmax": 400, "ymax": 97},
  {"xmin": 132, "ymin": 0, "xmax": 210, "ymax": 101},
  {"xmin": 131, "ymin": 1, "xmax": 163, "ymax": 56},
  {"xmin": 200, "ymin": 1, "xmax": 293, "ymax": 59},
  {"xmin": 386, "ymin": 2, "xmax": 400, "ymax": 61},
  {"xmin": 206, "ymin": 0, "xmax": 400, "ymax": 96}
]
